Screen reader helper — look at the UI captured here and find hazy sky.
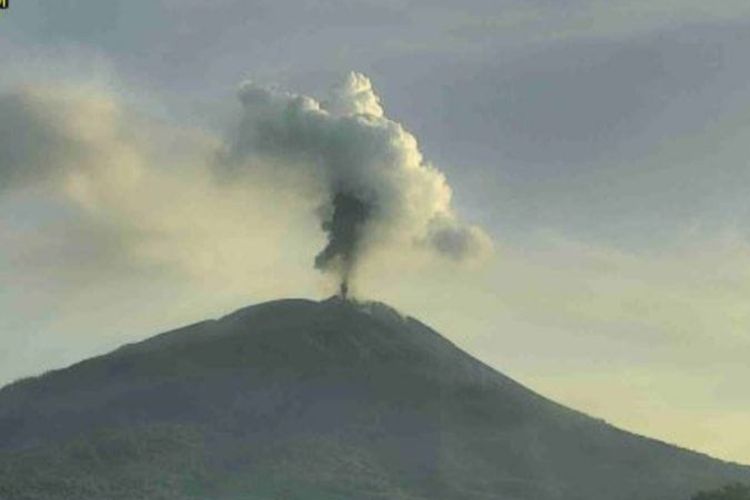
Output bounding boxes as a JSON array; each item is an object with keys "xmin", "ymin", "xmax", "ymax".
[{"xmin": 2, "ymin": 0, "xmax": 750, "ymax": 464}]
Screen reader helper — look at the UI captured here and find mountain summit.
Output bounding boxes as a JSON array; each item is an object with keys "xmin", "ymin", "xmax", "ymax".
[{"xmin": 0, "ymin": 298, "xmax": 748, "ymax": 499}]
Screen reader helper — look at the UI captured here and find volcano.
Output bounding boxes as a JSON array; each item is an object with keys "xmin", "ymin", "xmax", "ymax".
[{"xmin": 0, "ymin": 298, "xmax": 748, "ymax": 499}]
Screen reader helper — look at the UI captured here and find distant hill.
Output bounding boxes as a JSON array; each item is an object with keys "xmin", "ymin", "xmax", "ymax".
[{"xmin": 0, "ymin": 297, "xmax": 748, "ymax": 499}]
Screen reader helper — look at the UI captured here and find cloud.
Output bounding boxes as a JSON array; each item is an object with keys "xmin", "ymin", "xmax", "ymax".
[
  {"xmin": 440, "ymin": 0, "xmax": 750, "ymax": 47},
  {"xmin": 323, "ymin": 71, "xmax": 384, "ymax": 117},
  {"xmin": 0, "ymin": 85, "xmax": 137, "ymax": 193},
  {"xmin": 223, "ymin": 72, "xmax": 492, "ymax": 289}
]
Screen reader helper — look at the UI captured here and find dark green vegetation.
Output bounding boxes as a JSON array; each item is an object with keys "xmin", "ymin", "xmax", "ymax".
[
  {"xmin": 693, "ymin": 484, "xmax": 750, "ymax": 500},
  {"xmin": 1, "ymin": 298, "xmax": 749, "ymax": 499}
]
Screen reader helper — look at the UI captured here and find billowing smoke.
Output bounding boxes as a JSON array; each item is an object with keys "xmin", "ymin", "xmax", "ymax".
[
  {"xmin": 314, "ymin": 192, "xmax": 371, "ymax": 296},
  {"xmin": 225, "ymin": 72, "xmax": 492, "ymax": 295}
]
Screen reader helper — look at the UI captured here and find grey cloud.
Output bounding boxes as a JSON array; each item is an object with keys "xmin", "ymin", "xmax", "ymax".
[
  {"xmin": 427, "ymin": 217, "xmax": 490, "ymax": 261},
  {"xmin": 0, "ymin": 89, "xmax": 84, "ymax": 191}
]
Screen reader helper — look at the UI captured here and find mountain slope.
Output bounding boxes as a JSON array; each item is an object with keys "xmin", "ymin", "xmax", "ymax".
[{"xmin": 0, "ymin": 298, "xmax": 748, "ymax": 500}]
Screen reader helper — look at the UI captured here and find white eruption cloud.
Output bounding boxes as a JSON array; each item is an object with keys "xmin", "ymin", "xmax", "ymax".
[{"xmin": 224, "ymin": 72, "xmax": 492, "ymax": 292}]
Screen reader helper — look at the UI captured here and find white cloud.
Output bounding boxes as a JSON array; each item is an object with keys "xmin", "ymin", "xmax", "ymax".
[{"xmin": 224, "ymin": 72, "xmax": 492, "ymax": 285}]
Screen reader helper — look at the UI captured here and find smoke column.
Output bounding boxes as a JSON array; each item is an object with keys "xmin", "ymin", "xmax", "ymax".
[
  {"xmin": 314, "ymin": 191, "xmax": 371, "ymax": 298},
  {"xmin": 225, "ymin": 72, "xmax": 492, "ymax": 295}
]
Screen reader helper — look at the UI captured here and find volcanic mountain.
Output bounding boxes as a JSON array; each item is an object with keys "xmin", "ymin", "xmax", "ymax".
[{"xmin": 0, "ymin": 298, "xmax": 748, "ymax": 499}]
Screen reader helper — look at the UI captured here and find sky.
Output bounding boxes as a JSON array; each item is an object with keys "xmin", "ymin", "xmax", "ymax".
[{"xmin": 1, "ymin": 0, "xmax": 749, "ymax": 464}]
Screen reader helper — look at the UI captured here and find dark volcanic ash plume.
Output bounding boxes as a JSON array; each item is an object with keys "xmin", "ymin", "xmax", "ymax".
[
  {"xmin": 225, "ymin": 72, "xmax": 492, "ymax": 293},
  {"xmin": 314, "ymin": 192, "xmax": 371, "ymax": 294}
]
